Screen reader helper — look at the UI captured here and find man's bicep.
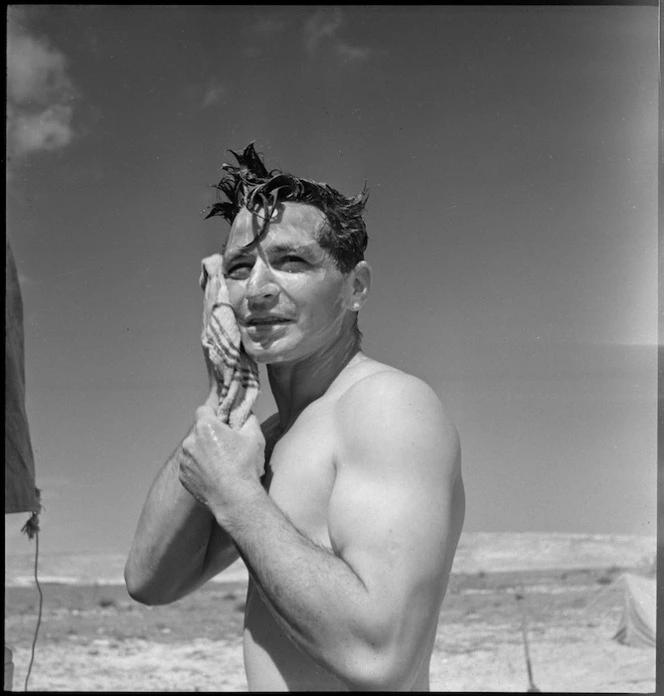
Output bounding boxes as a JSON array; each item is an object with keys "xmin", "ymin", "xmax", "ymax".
[
  {"xmin": 328, "ymin": 444, "xmax": 461, "ymax": 597},
  {"xmin": 328, "ymin": 375, "xmax": 463, "ymax": 603}
]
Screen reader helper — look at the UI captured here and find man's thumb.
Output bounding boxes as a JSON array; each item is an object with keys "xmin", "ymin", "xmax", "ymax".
[{"xmin": 241, "ymin": 413, "xmax": 263, "ymax": 438}]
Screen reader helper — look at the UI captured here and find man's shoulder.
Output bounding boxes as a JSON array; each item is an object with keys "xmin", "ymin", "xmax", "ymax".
[
  {"xmin": 334, "ymin": 362, "xmax": 460, "ymax": 470},
  {"xmin": 338, "ymin": 362, "xmax": 448, "ymax": 421}
]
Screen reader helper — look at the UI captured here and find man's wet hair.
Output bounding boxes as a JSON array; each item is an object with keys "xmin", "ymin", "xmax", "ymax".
[{"xmin": 205, "ymin": 142, "xmax": 369, "ymax": 274}]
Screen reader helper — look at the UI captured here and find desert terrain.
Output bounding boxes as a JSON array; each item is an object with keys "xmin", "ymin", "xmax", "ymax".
[{"xmin": 4, "ymin": 533, "xmax": 656, "ymax": 692}]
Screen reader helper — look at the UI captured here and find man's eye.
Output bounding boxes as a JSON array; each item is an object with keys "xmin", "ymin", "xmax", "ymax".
[
  {"xmin": 278, "ymin": 256, "xmax": 306, "ymax": 270},
  {"xmin": 225, "ymin": 264, "xmax": 252, "ymax": 280}
]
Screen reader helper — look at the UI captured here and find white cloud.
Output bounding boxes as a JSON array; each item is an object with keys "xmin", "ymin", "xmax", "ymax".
[
  {"xmin": 7, "ymin": 32, "xmax": 73, "ymax": 105},
  {"xmin": 336, "ymin": 41, "xmax": 373, "ymax": 64},
  {"xmin": 201, "ymin": 79, "xmax": 227, "ymax": 109},
  {"xmin": 303, "ymin": 9, "xmax": 373, "ymax": 66},
  {"xmin": 9, "ymin": 104, "xmax": 75, "ymax": 156},
  {"xmin": 303, "ymin": 8, "xmax": 343, "ymax": 55},
  {"xmin": 6, "ymin": 19, "xmax": 77, "ymax": 159}
]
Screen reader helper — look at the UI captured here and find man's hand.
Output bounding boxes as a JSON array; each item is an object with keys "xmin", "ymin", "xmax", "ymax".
[{"xmin": 179, "ymin": 405, "xmax": 266, "ymax": 513}]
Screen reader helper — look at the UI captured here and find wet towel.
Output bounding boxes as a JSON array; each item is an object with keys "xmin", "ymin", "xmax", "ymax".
[{"xmin": 200, "ymin": 254, "xmax": 260, "ymax": 430}]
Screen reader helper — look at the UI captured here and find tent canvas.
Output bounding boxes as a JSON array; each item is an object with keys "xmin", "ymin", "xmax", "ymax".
[
  {"xmin": 611, "ymin": 573, "xmax": 656, "ymax": 648},
  {"xmin": 588, "ymin": 572, "xmax": 656, "ymax": 649},
  {"xmin": 5, "ymin": 238, "xmax": 41, "ymax": 692},
  {"xmin": 5, "ymin": 238, "xmax": 39, "ymax": 514}
]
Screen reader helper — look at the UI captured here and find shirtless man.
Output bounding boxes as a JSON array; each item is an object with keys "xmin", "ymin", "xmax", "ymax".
[{"xmin": 125, "ymin": 144, "xmax": 465, "ymax": 691}]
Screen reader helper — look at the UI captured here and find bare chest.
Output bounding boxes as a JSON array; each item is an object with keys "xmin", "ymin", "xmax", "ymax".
[
  {"xmin": 262, "ymin": 408, "xmax": 338, "ymax": 547},
  {"xmin": 244, "ymin": 406, "xmax": 345, "ymax": 690}
]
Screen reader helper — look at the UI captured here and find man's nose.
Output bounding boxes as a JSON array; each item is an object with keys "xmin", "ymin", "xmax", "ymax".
[{"xmin": 245, "ymin": 259, "xmax": 279, "ymax": 304}]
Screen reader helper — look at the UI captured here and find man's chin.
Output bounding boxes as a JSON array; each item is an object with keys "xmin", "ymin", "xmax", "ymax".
[
  {"xmin": 249, "ymin": 352, "xmax": 277, "ymax": 364},
  {"xmin": 244, "ymin": 342, "xmax": 308, "ymax": 366},
  {"xmin": 242, "ymin": 340, "xmax": 287, "ymax": 364}
]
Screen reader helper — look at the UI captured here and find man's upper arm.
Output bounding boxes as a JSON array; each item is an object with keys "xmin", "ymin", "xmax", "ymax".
[{"xmin": 328, "ymin": 372, "xmax": 464, "ymax": 650}]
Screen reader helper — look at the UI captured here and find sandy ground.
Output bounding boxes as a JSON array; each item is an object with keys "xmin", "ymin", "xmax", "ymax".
[
  {"xmin": 4, "ymin": 565, "xmax": 655, "ymax": 692},
  {"xmin": 7, "ymin": 622, "xmax": 655, "ymax": 693}
]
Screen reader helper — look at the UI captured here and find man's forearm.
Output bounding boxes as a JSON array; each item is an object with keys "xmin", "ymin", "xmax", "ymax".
[
  {"xmin": 211, "ymin": 483, "xmax": 385, "ymax": 687},
  {"xmin": 125, "ymin": 442, "xmax": 236, "ymax": 604}
]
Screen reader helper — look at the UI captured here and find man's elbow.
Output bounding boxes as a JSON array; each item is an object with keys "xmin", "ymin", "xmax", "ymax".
[
  {"xmin": 124, "ymin": 559, "xmax": 175, "ymax": 606},
  {"xmin": 337, "ymin": 643, "xmax": 418, "ymax": 692}
]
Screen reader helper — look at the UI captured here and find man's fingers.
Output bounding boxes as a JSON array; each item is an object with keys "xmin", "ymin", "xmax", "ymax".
[
  {"xmin": 241, "ymin": 414, "xmax": 265, "ymax": 444},
  {"xmin": 240, "ymin": 413, "xmax": 260, "ymax": 433},
  {"xmin": 195, "ymin": 404, "xmax": 217, "ymax": 422}
]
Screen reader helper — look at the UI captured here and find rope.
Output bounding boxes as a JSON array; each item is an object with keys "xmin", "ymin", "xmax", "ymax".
[
  {"xmin": 23, "ymin": 529, "xmax": 42, "ymax": 692},
  {"xmin": 20, "ymin": 494, "xmax": 43, "ymax": 693}
]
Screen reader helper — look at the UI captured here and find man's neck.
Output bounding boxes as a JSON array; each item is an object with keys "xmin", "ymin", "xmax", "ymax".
[{"xmin": 267, "ymin": 328, "xmax": 362, "ymax": 431}]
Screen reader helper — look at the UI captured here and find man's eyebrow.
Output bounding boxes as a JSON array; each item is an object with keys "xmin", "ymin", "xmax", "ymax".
[
  {"xmin": 223, "ymin": 249, "xmax": 253, "ymax": 264},
  {"xmin": 267, "ymin": 242, "xmax": 316, "ymax": 256},
  {"xmin": 224, "ymin": 242, "xmax": 316, "ymax": 265}
]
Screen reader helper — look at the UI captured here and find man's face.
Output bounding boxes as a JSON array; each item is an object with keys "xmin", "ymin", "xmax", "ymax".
[{"xmin": 223, "ymin": 202, "xmax": 353, "ymax": 364}]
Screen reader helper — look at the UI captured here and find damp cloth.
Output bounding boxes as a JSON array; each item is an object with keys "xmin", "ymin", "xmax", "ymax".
[{"xmin": 200, "ymin": 254, "xmax": 260, "ymax": 430}]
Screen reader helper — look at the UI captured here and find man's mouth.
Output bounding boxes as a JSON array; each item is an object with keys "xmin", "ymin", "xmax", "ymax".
[{"xmin": 243, "ymin": 316, "xmax": 291, "ymax": 327}]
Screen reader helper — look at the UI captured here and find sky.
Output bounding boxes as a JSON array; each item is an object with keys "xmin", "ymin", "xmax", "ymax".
[{"xmin": 5, "ymin": 5, "xmax": 658, "ymax": 556}]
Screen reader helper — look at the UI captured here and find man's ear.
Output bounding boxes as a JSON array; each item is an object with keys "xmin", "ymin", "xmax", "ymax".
[{"xmin": 346, "ymin": 261, "xmax": 371, "ymax": 311}]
